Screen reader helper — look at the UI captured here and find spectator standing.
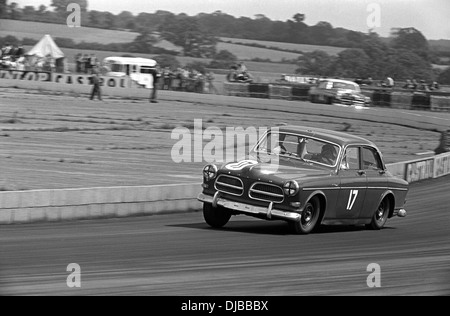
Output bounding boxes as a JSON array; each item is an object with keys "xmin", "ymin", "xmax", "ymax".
[
  {"xmin": 418, "ymin": 80, "xmax": 430, "ymax": 91},
  {"xmin": 90, "ymin": 71, "xmax": 102, "ymax": 101},
  {"xmin": 75, "ymin": 53, "xmax": 82, "ymax": 73},
  {"xmin": 83, "ymin": 54, "xmax": 90, "ymax": 74},
  {"xmin": 403, "ymin": 79, "xmax": 413, "ymax": 89},
  {"xmin": 149, "ymin": 65, "xmax": 161, "ymax": 103},
  {"xmin": 430, "ymin": 81, "xmax": 440, "ymax": 90},
  {"xmin": 206, "ymin": 71, "xmax": 218, "ymax": 94},
  {"xmin": 14, "ymin": 43, "xmax": 25, "ymax": 59},
  {"xmin": 384, "ymin": 75, "xmax": 394, "ymax": 88},
  {"xmin": 89, "ymin": 54, "xmax": 97, "ymax": 74},
  {"xmin": 2, "ymin": 43, "xmax": 12, "ymax": 56},
  {"xmin": 162, "ymin": 67, "xmax": 172, "ymax": 90}
]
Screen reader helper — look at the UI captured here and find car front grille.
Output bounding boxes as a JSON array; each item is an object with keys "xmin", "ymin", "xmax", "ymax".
[
  {"xmin": 249, "ymin": 183, "xmax": 284, "ymax": 203},
  {"xmin": 215, "ymin": 175, "xmax": 244, "ymax": 196},
  {"xmin": 340, "ymin": 94, "xmax": 364, "ymax": 105}
]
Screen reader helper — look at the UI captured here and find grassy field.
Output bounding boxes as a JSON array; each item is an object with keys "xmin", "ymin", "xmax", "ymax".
[
  {"xmin": 220, "ymin": 37, "xmax": 348, "ymax": 56},
  {"xmin": 0, "ymin": 88, "xmax": 442, "ymax": 191},
  {"xmin": 217, "ymin": 42, "xmax": 300, "ymax": 61},
  {"xmin": 0, "ymin": 19, "xmax": 138, "ymax": 44}
]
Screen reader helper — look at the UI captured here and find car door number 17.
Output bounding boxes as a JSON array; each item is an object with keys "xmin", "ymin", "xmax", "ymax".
[{"xmin": 347, "ymin": 190, "xmax": 359, "ymax": 211}]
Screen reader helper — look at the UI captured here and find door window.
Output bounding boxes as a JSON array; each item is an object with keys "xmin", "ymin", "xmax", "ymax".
[
  {"xmin": 362, "ymin": 147, "xmax": 383, "ymax": 170},
  {"xmin": 341, "ymin": 147, "xmax": 359, "ymax": 170}
]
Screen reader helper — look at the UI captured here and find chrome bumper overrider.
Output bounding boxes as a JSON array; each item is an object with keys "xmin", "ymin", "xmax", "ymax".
[{"xmin": 198, "ymin": 192, "xmax": 301, "ymax": 222}]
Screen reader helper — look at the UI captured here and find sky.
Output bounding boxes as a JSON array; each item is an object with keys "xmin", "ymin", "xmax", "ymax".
[{"xmin": 12, "ymin": 0, "xmax": 450, "ymax": 40}]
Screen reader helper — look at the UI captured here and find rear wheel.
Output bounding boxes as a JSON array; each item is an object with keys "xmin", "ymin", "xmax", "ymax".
[
  {"xmin": 203, "ymin": 203, "xmax": 232, "ymax": 228},
  {"xmin": 366, "ymin": 198, "xmax": 390, "ymax": 230},
  {"xmin": 290, "ymin": 197, "xmax": 320, "ymax": 234}
]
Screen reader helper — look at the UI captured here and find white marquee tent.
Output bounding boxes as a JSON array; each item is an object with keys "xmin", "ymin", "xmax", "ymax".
[{"xmin": 26, "ymin": 34, "xmax": 65, "ymax": 59}]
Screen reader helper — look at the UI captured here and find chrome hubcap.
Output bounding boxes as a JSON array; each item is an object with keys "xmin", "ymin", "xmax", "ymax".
[
  {"xmin": 302, "ymin": 205, "xmax": 314, "ymax": 226},
  {"xmin": 376, "ymin": 203, "xmax": 385, "ymax": 222}
]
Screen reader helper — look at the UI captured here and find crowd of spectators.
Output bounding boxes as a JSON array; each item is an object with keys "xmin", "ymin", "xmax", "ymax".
[
  {"xmin": 157, "ymin": 67, "xmax": 218, "ymax": 94},
  {"xmin": 355, "ymin": 75, "xmax": 440, "ymax": 92},
  {"xmin": 0, "ymin": 42, "xmax": 65, "ymax": 72},
  {"xmin": 227, "ymin": 62, "xmax": 253, "ymax": 83},
  {"xmin": 75, "ymin": 53, "xmax": 100, "ymax": 74},
  {"xmin": 0, "ymin": 43, "xmax": 26, "ymax": 70},
  {"xmin": 402, "ymin": 79, "xmax": 440, "ymax": 91}
]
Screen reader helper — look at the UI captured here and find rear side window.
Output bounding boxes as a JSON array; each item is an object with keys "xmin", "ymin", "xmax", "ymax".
[
  {"xmin": 362, "ymin": 147, "xmax": 383, "ymax": 170},
  {"xmin": 341, "ymin": 147, "xmax": 359, "ymax": 170}
]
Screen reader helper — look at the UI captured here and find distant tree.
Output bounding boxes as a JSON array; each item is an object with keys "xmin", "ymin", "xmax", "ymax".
[
  {"xmin": 50, "ymin": 0, "xmax": 88, "ymax": 15},
  {"xmin": 88, "ymin": 10, "xmax": 102, "ymax": 27},
  {"xmin": 102, "ymin": 12, "xmax": 116, "ymax": 29},
  {"xmin": 296, "ymin": 50, "xmax": 335, "ymax": 76},
  {"xmin": 385, "ymin": 49, "xmax": 434, "ymax": 81},
  {"xmin": 0, "ymin": 0, "xmax": 7, "ymax": 18},
  {"xmin": 391, "ymin": 27, "xmax": 430, "ymax": 60},
  {"xmin": 214, "ymin": 50, "xmax": 237, "ymax": 61},
  {"xmin": 22, "ymin": 5, "xmax": 36, "ymax": 16},
  {"xmin": 333, "ymin": 48, "xmax": 370, "ymax": 78},
  {"xmin": 130, "ymin": 30, "xmax": 158, "ymax": 53},
  {"xmin": 38, "ymin": 5, "xmax": 47, "ymax": 14},
  {"xmin": 208, "ymin": 49, "xmax": 237, "ymax": 69},
  {"xmin": 308, "ymin": 21, "xmax": 335, "ymax": 45},
  {"xmin": 183, "ymin": 31, "xmax": 217, "ymax": 58},
  {"xmin": 116, "ymin": 11, "xmax": 135, "ymax": 30},
  {"xmin": 437, "ymin": 67, "xmax": 450, "ymax": 85},
  {"xmin": 8, "ymin": 2, "xmax": 21, "ymax": 20},
  {"xmin": 292, "ymin": 13, "xmax": 305, "ymax": 23},
  {"xmin": 153, "ymin": 54, "xmax": 180, "ymax": 69}
]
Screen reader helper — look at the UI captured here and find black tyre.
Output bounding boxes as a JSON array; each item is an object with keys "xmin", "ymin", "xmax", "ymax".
[
  {"xmin": 366, "ymin": 198, "xmax": 390, "ymax": 230},
  {"xmin": 290, "ymin": 197, "xmax": 321, "ymax": 234},
  {"xmin": 203, "ymin": 203, "xmax": 232, "ymax": 228}
]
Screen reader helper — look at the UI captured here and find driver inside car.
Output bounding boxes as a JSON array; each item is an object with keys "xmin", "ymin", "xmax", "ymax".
[{"xmin": 319, "ymin": 144, "xmax": 338, "ymax": 165}]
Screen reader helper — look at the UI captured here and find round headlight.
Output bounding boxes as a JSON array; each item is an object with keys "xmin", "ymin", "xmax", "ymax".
[
  {"xmin": 283, "ymin": 180, "xmax": 299, "ymax": 196},
  {"xmin": 203, "ymin": 164, "xmax": 218, "ymax": 181}
]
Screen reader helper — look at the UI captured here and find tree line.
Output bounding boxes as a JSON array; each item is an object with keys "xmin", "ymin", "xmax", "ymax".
[{"xmin": 1, "ymin": 0, "xmax": 449, "ymax": 83}]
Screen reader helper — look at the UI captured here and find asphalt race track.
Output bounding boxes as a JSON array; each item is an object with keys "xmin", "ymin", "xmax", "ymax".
[{"xmin": 0, "ymin": 175, "xmax": 449, "ymax": 296}]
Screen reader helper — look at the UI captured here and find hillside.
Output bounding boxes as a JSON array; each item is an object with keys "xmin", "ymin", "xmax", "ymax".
[
  {"xmin": 220, "ymin": 37, "xmax": 347, "ymax": 56},
  {"xmin": 0, "ymin": 19, "xmax": 138, "ymax": 44}
]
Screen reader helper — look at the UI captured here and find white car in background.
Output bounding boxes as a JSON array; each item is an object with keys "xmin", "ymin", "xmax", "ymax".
[{"xmin": 309, "ymin": 78, "xmax": 371, "ymax": 107}]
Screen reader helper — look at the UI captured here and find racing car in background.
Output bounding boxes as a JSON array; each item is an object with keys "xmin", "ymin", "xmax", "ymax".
[{"xmin": 308, "ymin": 78, "xmax": 372, "ymax": 106}]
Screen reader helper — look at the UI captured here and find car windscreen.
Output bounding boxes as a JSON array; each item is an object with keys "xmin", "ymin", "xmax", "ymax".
[
  {"xmin": 332, "ymin": 82, "xmax": 357, "ymax": 90},
  {"xmin": 254, "ymin": 132, "xmax": 340, "ymax": 167}
]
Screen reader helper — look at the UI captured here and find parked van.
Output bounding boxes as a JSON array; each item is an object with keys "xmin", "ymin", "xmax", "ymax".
[{"xmin": 103, "ymin": 56, "xmax": 157, "ymax": 88}]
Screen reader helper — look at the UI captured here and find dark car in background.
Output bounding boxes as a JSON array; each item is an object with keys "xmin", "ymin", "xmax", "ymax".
[{"xmin": 198, "ymin": 126, "xmax": 408, "ymax": 234}]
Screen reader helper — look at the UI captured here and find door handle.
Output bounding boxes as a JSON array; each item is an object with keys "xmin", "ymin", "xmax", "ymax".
[{"xmin": 357, "ymin": 170, "xmax": 366, "ymax": 176}]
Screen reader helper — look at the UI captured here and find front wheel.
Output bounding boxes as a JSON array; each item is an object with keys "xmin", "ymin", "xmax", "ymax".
[
  {"xmin": 203, "ymin": 203, "xmax": 232, "ymax": 228},
  {"xmin": 289, "ymin": 197, "xmax": 321, "ymax": 234},
  {"xmin": 366, "ymin": 198, "xmax": 390, "ymax": 230}
]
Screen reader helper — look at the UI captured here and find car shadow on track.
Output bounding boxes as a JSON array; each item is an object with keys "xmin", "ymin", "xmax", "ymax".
[{"xmin": 169, "ymin": 221, "xmax": 396, "ymax": 236}]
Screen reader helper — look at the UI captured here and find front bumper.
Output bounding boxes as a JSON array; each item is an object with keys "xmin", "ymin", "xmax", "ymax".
[
  {"xmin": 198, "ymin": 192, "xmax": 301, "ymax": 222},
  {"xmin": 337, "ymin": 95, "xmax": 366, "ymax": 106}
]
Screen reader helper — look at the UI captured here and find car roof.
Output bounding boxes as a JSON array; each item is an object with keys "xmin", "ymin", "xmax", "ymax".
[
  {"xmin": 319, "ymin": 78, "xmax": 358, "ymax": 85},
  {"xmin": 274, "ymin": 125, "xmax": 376, "ymax": 147}
]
